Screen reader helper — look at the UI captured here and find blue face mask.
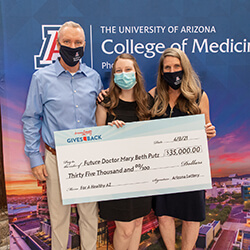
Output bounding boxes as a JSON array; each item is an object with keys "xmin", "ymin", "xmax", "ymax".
[{"xmin": 114, "ymin": 72, "xmax": 137, "ymax": 90}]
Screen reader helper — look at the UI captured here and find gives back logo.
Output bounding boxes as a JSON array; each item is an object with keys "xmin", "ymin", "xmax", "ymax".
[
  {"xmin": 34, "ymin": 25, "xmax": 61, "ymax": 69},
  {"xmin": 67, "ymin": 130, "xmax": 102, "ymax": 144}
]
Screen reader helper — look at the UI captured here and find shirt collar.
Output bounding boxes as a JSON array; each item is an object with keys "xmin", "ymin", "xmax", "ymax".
[
  {"xmin": 54, "ymin": 58, "xmax": 87, "ymax": 77},
  {"xmin": 79, "ymin": 62, "xmax": 88, "ymax": 76},
  {"xmin": 54, "ymin": 58, "xmax": 65, "ymax": 76}
]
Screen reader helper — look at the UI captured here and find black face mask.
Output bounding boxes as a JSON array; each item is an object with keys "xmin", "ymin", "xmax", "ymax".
[
  {"xmin": 59, "ymin": 43, "xmax": 84, "ymax": 67},
  {"xmin": 163, "ymin": 70, "xmax": 184, "ymax": 90}
]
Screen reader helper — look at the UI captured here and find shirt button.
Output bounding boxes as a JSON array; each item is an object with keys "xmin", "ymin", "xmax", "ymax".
[
  {"xmin": 74, "ymin": 90, "xmax": 76, "ymax": 93},
  {"xmin": 77, "ymin": 120, "xmax": 80, "ymax": 123},
  {"xmin": 72, "ymin": 77, "xmax": 74, "ymax": 79},
  {"xmin": 76, "ymin": 105, "xmax": 78, "ymax": 108}
]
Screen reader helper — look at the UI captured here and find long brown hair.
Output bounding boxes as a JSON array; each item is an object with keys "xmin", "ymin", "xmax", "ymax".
[
  {"xmin": 151, "ymin": 48, "xmax": 202, "ymax": 117},
  {"xmin": 102, "ymin": 54, "xmax": 150, "ymax": 120}
]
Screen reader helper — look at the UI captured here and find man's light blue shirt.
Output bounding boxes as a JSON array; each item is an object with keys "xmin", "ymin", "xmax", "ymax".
[{"xmin": 22, "ymin": 59, "xmax": 103, "ymax": 168}]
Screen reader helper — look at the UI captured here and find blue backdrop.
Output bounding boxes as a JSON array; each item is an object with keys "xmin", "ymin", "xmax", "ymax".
[
  {"xmin": 0, "ymin": 0, "xmax": 250, "ymax": 232},
  {"xmin": 1, "ymin": 0, "xmax": 250, "ymax": 137}
]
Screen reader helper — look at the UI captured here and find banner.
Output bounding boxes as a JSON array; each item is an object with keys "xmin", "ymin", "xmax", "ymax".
[{"xmin": 1, "ymin": 1, "xmax": 250, "ymax": 249}]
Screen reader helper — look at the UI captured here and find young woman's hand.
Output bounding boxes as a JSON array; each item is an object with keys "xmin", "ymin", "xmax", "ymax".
[{"xmin": 108, "ymin": 120, "xmax": 125, "ymax": 128}]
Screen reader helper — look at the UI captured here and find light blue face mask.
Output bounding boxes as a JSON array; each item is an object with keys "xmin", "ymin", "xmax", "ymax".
[{"xmin": 114, "ymin": 72, "xmax": 137, "ymax": 90}]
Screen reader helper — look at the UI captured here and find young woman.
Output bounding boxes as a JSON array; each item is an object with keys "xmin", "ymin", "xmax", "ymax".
[
  {"xmin": 149, "ymin": 47, "xmax": 216, "ymax": 250},
  {"xmin": 95, "ymin": 53, "xmax": 153, "ymax": 250}
]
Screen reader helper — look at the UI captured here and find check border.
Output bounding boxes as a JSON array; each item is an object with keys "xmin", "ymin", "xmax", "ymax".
[{"xmin": 55, "ymin": 114, "xmax": 212, "ymax": 205}]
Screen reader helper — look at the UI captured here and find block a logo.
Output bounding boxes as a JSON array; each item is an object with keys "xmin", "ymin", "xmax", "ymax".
[{"xmin": 34, "ymin": 25, "xmax": 61, "ymax": 69}]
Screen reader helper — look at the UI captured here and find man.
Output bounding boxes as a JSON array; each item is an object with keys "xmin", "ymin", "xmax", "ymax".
[{"xmin": 22, "ymin": 21, "xmax": 103, "ymax": 250}]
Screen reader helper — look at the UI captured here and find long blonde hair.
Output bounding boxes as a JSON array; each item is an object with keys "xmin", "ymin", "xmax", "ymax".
[
  {"xmin": 151, "ymin": 48, "xmax": 202, "ymax": 117},
  {"xmin": 103, "ymin": 54, "xmax": 150, "ymax": 121}
]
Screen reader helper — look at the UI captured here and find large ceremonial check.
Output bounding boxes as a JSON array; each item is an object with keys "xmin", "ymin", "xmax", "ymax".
[{"xmin": 54, "ymin": 114, "xmax": 212, "ymax": 205}]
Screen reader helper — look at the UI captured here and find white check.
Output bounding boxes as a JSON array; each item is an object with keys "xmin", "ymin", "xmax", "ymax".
[{"xmin": 54, "ymin": 114, "xmax": 212, "ymax": 205}]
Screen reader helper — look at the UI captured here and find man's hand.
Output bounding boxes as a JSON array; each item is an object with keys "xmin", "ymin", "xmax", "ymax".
[
  {"xmin": 32, "ymin": 164, "xmax": 48, "ymax": 181},
  {"xmin": 97, "ymin": 88, "xmax": 109, "ymax": 103}
]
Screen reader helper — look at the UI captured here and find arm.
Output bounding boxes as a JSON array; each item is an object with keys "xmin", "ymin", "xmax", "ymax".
[
  {"xmin": 199, "ymin": 91, "xmax": 216, "ymax": 139},
  {"xmin": 95, "ymin": 104, "xmax": 125, "ymax": 128},
  {"xmin": 148, "ymin": 87, "xmax": 156, "ymax": 98},
  {"xmin": 22, "ymin": 74, "xmax": 48, "ymax": 180},
  {"xmin": 95, "ymin": 104, "xmax": 107, "ymax": 126}
]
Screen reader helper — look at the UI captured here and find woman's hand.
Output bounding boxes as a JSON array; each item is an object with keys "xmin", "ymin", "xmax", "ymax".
[
  {"xmin": 97, "ymin": 88, "xmax": 109, "ymax": 103},
  {"xmin": 108, "ymin": 120, "xmax": 125, "ymax": 128},
  {"xmin": 205, "ymin": 123, "xmax": 216, "ymax": 139}
]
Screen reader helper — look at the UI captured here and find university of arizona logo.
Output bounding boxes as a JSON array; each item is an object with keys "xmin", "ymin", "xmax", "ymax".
[
  {"xmin": 175, "ymin": 76, "xmax": 181, "ymax": 85},
  {"xmin": 34, "ymin": 25, "xmax": 61, "ymax": 69}
]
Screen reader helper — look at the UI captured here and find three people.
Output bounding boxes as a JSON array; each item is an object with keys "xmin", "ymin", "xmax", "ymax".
[
  {"xmin": 23, "ymin": 21, "xmax": 215, "ymax": 250},
  {"xmin": 22, "ymin": 21, "xmax": 103, "ymax": 250},
  {"xmin": 96, "ymin": 53, "xmax": 153, "ymax": 250}
]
